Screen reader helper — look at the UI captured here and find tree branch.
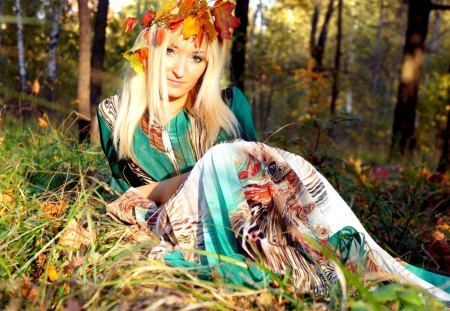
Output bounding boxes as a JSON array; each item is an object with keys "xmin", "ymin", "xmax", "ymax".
[{"xmin": 431, "ymin": 4, "xmax": 450, "ymax": 10}]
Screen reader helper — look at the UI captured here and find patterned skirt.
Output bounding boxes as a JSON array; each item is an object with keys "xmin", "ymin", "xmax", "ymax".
[{"xmin": 127, "ymin": 141, "xmax": 450, "ymax": 301}]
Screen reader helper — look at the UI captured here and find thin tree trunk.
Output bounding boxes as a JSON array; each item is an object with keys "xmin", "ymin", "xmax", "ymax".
[
  {"xmin": 371, "ymin": 0, "xmax": 384, "ymax": 102},
  {"xmin": 330, "ymin": 0, "xmax": 342, "ymax": 116},
  {"xmin": 437, "ymin": 61, "xmax": 450, "ymax": 173},
  {"xmin": 45, "ymin": 0, "xmax": 65, "ymax": 103},
  {"xmin": 77, "ymin": 0, "xmax": 91, "ymax": 141},
  {"xmin": 231, "ymin": 0, "xmax": 249, "ymax": 90},
  {"xmin": 15, "ymin": 0, "xmax": 28, "ymax": 95},
  {"xmin": 90, "ymin": 0, "xmax": 108, "ymax": 112},
  {"xmin": 309, "ymin": 0, "xmax": 320, "ymax": 64},
  {"xmin": 390, "ymin": 0, "xmax": 431, "ymax": 157},
  {"xmin": 315, "ymin": 0, "xmax": 335, "ymax": 69},
  {"xmin": 0, "ymin": 0, "xmax": 5, "ymax": 47},
  {"xmin": 248, "ymin": 1, "xmax": 262, "ymax": 125}
]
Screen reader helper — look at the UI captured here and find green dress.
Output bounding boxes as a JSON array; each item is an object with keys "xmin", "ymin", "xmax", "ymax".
[{"xmin": 97, "ymin": 86, "xmax": 257, "ymax": 193}]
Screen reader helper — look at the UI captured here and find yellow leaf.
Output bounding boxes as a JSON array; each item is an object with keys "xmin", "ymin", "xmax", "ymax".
[
  {"xmin": 0, "ymin": 137, "xmax": 4, "ymax": 148},
  {"xmin": 48, "ymin": 264, "xmax": 59, "ymax": 282},
  {"xmin": 32, "ymin": 79, "xmax": 40, "ymax": 95},
  {"xmin": 1, "ymin": 189, "xmax": 14, "ymax": 204},
  {"xmin": 182, "ymin": 15, "xmax": 200, "ymax": 40}
]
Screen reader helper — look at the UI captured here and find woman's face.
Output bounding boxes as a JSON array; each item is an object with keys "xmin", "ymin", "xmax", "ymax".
[{"xmin": 165, "ymin": 35, "xmax": 208, "ymax": 103}]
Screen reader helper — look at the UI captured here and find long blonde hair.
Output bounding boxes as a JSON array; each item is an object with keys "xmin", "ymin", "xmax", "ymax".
[{"xmin": 113, "ymin": 25, "xmax": 240, "ymax": 160}]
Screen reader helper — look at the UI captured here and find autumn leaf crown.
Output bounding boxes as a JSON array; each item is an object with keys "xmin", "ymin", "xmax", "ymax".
[{"xmin": 122, "ymin": 0, "xmax": 240, "ymax": 72}]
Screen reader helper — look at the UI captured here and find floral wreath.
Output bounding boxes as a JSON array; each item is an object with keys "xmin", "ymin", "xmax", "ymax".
[{"xmin": 121, "ymin": 0, "xmax": 240, "ymax": 73}]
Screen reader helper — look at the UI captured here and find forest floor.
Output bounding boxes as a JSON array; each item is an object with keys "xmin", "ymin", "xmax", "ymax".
[{"xmin": 0, "ymin": 117, "xmax": 449, "ymax": 310}]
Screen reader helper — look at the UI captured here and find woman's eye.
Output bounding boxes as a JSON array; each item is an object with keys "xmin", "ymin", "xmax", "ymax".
[
  {"xmin": 192, "ymin": 55, "xmax": 203, "ymax": 63},
  {"xmin": 166, "ymin": 48, "xmax": 175, "ymax": 55}
]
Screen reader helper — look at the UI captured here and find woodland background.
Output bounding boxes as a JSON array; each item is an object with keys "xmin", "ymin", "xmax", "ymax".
[{"xmin": 0, "ymin": 0, "xmax": 449, "ymax": 310}]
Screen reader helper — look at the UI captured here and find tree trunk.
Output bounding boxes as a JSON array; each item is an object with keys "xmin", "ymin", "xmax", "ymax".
[
  {"xmin": 313, "ymin": 0, "xmax": 335, "ymax": 70},
  {"xmin": 330, "ymin": 0, "xmax": 342, "ymax": 116},
  {"xmin": 371, "ymin": 0, "xmax": 384, "ymax": 102},
  {"xmin": 0, "ymin": 0, "xmax": 5, "ymax": 47},
  {"xmin": 390, "ymin": 0, "xmax": 431, "ymax": 157},
  {"xmin": 437, "ymin": 61, "xmax": 450, "ymax": 173},
  {"xmin": 77, "ymin": 0, "xmax": 91, "ymax": 141},
  {"xmin": 15, "ymin": 0, "xmax": 28, "ymax": 95},
  {"xmin": 231, "ymin": 0, "xmax": 249, "ymax": 90},
  {"xmin": 90, "ymin": 0, "xmax": 108, "ymax": 112},
  {"xmin": 45, "ymin": 0, "xmax": 65, "ymax": 103}
]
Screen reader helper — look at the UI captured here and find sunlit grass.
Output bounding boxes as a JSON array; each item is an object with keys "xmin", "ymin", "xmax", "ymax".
[{"xmin": 0, "ymin": 116, "xmax": 447, "ymax": 310}]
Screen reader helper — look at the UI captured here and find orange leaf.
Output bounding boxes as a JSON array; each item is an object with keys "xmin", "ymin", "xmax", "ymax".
[
  {"xmin": 41, "ymin": 201, "xmax": 68, "ymax": 219},
  {"xmin": 211, "ymin": 0, "xmax": 240, "ymax": 40},
  {"xmin": 193, "ymin": 30, "xmax": 204, "ymax": 48},
  {"xmin": 182, "ymin": 15, "xmax": 201, "ymax": 40},
  {"xmin": 122, "ymin": 17, "xmax": 138, "ymax": 33},
  {"xmin": 156, "ymin": 28, "xmax": 166, "ymax": 45},
  {"xmin": 141, "ymin": 10, "xmax": 156, "ymax": 27},
  {"xmin": 32, "ymin": 79, "xmax": 40, "ymax": 95},
  {"xmin": 0, "ymin": 137, "xmax": 3, "ymax": 148}
]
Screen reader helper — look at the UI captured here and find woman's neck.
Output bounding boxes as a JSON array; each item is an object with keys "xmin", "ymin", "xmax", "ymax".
[{"xmin": 167, "ymin": 92, "xmax": 193, "ymax": 119}]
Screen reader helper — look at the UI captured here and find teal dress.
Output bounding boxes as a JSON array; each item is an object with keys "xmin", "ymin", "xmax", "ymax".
[{"xmin": 97, "ymin": 86, "xmax": 257, "ymax": 193}]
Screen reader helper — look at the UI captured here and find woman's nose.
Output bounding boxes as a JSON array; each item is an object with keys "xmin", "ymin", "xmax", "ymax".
[{"xmin": 172, "ymin": 56, "xmax": 186, "ymax": 78}]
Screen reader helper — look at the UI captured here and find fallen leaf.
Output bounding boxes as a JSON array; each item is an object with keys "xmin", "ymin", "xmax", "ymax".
[
  {"xmin": 64, "ymin": 297, "xmax": 82, "ymax": 311},
  {"xmin": 59, "ymin": 219, "xmax": 93, "ymax": 250},
  {"xmin": 1, "ymin": 189, "xmax": 14, "ymax": 204},
  {"xmin": 41, "ymin": 201, "xmax": 68, "ymax": 219},
  {"xmin": 48, "ymin": 264, "xmax": 59, "ymax": 282}
]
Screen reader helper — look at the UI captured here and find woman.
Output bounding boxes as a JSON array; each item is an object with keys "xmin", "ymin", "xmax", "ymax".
[{"xmin": 98, "ymin": 0, "xmax": 450, "ymax": 301}]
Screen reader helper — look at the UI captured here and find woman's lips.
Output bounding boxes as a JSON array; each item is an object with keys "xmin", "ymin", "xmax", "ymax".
[{"xmin": 167, "ymin": 79, "xmax": 185, "ymax": 86}]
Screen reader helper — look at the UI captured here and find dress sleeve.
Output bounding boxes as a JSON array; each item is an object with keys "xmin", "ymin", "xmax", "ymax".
[
  {"xmin": 229, "ymin": 86, "xmax": 258, "ymax": 142},
  {"xmin": 97, "ymin": 97, "xmax": 130, "ymax": 193}
]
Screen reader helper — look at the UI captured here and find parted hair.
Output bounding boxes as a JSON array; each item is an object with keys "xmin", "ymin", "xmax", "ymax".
[{"xmin": 112, "ymin": 25, "xmax": 240, "ymax": 160}]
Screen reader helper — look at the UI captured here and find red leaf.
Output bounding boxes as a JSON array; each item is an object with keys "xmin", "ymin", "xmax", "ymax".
[
  {"xmin": 141, "ymin": 10, "xmax": 156, "ymax": 27},
  {"xmin": 156, "ymin": 28, "xmax": 166, "ymax": 46},
  {"xmin": 122, "ymin": 17, "xmax": 138, "ymax": 34},
  {"xmin": 169, "ymin": 20, "xmax": 184, "ymax": 32},
  {"xmin": 193, "ymin": 30, "xmax": 204, "ymax": 48},
  {"xmin": 211, "ymin": 0, "xmax": 240, "ymax": 40}
]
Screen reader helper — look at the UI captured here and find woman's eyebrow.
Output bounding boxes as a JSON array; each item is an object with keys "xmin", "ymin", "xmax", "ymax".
[{"xmin": 193, "ymin": 51, "xmax": 206, "ymax": 56}]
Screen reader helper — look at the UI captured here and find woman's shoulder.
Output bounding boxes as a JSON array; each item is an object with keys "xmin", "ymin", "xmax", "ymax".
[
  {"xmin": 98, "ymin": 95, "xmax": 120, "ymax": 129},
  {"xmin": 221, "ymin": 86, "xmax": 248, "ymax": 105}
]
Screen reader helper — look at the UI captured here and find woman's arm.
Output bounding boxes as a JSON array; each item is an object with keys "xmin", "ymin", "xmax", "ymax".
[{"xmin": 135, "ymin": 172, "xmax": 190, "ymax": 205}]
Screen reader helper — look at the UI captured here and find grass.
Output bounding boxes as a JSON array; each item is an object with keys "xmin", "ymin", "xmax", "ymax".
[{"xmin": 0, "ymin": 116, "xmax": 448, "ymax": 310}]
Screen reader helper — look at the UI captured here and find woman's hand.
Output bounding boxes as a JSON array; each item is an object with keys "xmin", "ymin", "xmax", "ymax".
[{"xmin": 135, "ymin": 172, "xmax": 190, "ymax": 205}]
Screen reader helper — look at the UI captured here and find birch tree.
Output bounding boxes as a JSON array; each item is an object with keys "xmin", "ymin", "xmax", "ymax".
[
  {"xmin": 77, "ymin": 0, "xmax": 91, "ymax": 141},
  {"xmin": 15, "ymin": 0, "xmax": 28, "ymax": 95},
  {"xmin": 45, "ymin": 0, "xmax": 65, "ymax": 103}
]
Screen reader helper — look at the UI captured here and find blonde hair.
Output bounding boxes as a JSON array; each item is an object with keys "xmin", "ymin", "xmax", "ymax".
[{"xmin": 113, "ymin": 25, "xmax": 240, "ymax": 160}]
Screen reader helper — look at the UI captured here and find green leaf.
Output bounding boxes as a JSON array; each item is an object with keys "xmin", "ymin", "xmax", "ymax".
[
  {"xmin": 398, "ymin": 288, "xmax": 425, "ymax": 307},
  {"xmin": 372, "ymin": 284, "xmax": 398, "ymax": 302}
]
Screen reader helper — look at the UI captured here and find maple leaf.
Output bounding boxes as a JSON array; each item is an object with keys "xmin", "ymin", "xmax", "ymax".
[
  {"xmin": 197, "ymin": 4, "xmax": 217, "ymax": 41},
  {"xmin": 156, "ymin": 0, "xmax": 177, "ymax": 20},
  {"xmin": 211, "ymin": 0, "xmax": 240, "ymax": 40},
  {"xmin": 122, "ymin": 17, "xmax": 138, "ymax": 33},
  {"xmin": 141, "ymin": 10, "xmax": 156, "ymax": 27},
  {"xmin": 182, "ymin": 15, "xmax": 201, "ymax": 40}
]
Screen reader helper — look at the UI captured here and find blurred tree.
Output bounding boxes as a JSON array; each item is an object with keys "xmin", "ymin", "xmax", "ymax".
[
  {"xmin": 231, "ymin": 0, "xmax": 249, "ymax": 90},
  {"xmin": 90, "ymin": 0, "xmax": 108, "ymax": 114},
  {"xmin": 390, "ymin": 0, "xmax": 450, "ymax": 158},
  {"xmin": 330, "ymin": 0, "xmax": 341, "ymax": 116},
  {"xmin": 14, "ymin": 0, "xmax": 29, "ymax": 96},
  {"xmin": 45, "ymin": 0, "xmax": 66, "ymax": 103},
  {"xmin": 77, "ymin": 0, "xmax": 91, "ymax": 141},
  {"xmin": 437, "ymin": 61, "xmax": 450, "ymax": 173}
]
